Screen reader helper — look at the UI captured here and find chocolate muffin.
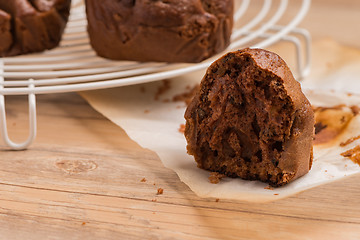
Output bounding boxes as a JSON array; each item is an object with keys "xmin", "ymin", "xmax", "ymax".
[
  {"xmin": 0, "ymin": 0, "xmax": 71, "ymax": 57},
  {"xmin": 85, "ymin": 0, "xmax": 234, "ymax": 63},
  {"xmin": 184, "ymin": 48, "xmax": 314, "ymax": 186}
]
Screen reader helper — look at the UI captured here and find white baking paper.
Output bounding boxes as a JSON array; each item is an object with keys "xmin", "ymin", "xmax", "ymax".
[{"xmin": 80, "ymin": 40, "xmax": 360, "ymax": 202}]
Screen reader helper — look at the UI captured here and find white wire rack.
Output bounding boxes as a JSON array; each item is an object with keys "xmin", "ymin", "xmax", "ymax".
[{"xmin": 0, "ymin": 0, "xmax": 311, "ymax": 150}]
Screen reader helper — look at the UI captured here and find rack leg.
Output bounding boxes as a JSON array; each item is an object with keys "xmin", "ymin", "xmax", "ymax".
[{"xmin": 0, "ymin": 79, "xmax": 37, "ymax": 150}]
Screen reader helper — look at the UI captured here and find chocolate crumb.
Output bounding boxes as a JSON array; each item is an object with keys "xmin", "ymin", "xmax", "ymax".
[
  {"xmin": 179, "ymin": 124, "xmax": 185, "ymax": 134},
  {"xmin": 209, "ymin": 172, "xmax": 226, "ymax": 184},
  {"xmin": 215, "ymin": 198, "xmax": 220, "ymax": 202},
  {"xmin": 264, "ymin": 185, "xmax": 274, "ymax": 190},
  {"xmin": 172, "ymin": 84, "xmax": 200, "ymax": 106},
  {"xmin": 340, "ymin": 116, "xmax": 346, "ymax": 123},
  {"xmin": 341, "ymin": 145, "xmax": 360, "ymax": 166},
  {"xmin": 140, "ymin": 178, "xmax": 146, "ymax": 182},
  {"xmin": 140, "ymin": 86, "xmax": 146, "ymax": 93},
  {"xmin": 155, "ymin": 80, "xmax": 171, "ymax": 101},
  {"xmin": 157, "ymin": 188, "xmax": 164, "ymax": 195},
  {"xmin": 340, "ymin": 135, "xmax": 360, "ymax": 147},
  {"xmin": 350, "ymin": 105, "xmax": 360, "ymax": 116},
  {"xmin": 144, "ymin": 110, "xmax": 150, "ymax": 114},
  {"xmin": 274, "ymin": 194, "xmax": 279, "ymax": 196},
  {"xmin": 151, "ymin": 199, "xmax": 157, "ymax": 202}
]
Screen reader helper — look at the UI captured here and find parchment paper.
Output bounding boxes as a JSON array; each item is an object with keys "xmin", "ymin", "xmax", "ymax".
[{"xmin": 80, "ymin": 40, "xmax": 360, "ymax": 202}]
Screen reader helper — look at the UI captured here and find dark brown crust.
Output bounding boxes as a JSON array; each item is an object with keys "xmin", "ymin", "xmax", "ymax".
[
  {"xmin": 184, "ymin": 48, "xmax": 314, "ymax": 186},
  {"xmin": 85, "ymin": 0, "xmax": 234, "ymax": 63},
  {"xmin": 0, "ymin": 0, "xmax": 71, "ymax": 57},
  {"xmin": 0, "ymin": 9, "xmax": 12, "ymax": 53}
]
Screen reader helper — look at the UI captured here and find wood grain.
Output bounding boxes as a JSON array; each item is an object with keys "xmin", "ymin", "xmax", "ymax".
[
  {"xmin": 1, "ymin": 93, "xmax": 360, "ymax": 240},
  {"xmin": 1, "ymin": 0, "xmax": 360, "ymax": 239}
]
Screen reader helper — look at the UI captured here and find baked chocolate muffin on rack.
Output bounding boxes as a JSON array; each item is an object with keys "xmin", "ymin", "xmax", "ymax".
[
  {"xmin": 85, "ymin": 0, "xmax": 234, "ymax": 63},
  {"xmin": 0, "ymin": 0, "xmax": 71, "ymax": 57},
  {"xmin": 185, "ymin": 48, "xmax": 314, "ymax": 186}
]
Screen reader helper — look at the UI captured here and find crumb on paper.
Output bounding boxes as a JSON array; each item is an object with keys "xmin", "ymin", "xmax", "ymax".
[
  {"xmin": 172, "ymin": 84, "xmax": 200, "ymax": 106},
  {"xmin": 144, "ymin": 110, "xmax": 150, "ymax": 114},
  {"xmin": 273, "ymin": 194, "xmax": 279, "ymax": 196},
  {"xmin": 350, "ymin": 105, "xmax": 360, "ymax": 115},
  {"xmin": 264, "ymin": 185, "xmax": 274, "ymax": 190},
  {"xmin": 82, "ymin": 222, "xmax": 86, "ymax": 226},
  {"xmin": 209, "ymin": 172, "xmax": 226, "ymax": 184},
  {"xmin": 215, "ymin": 198, "xmax": 220, "ymax": 202},
  {"xmin": 154, "ymin": 80, "xmax": 171, "ymax": 101},
  {"xmin": 157, "ymin": 188, "xmax": 164, "ymax": 195},
  {"xmin": 341, "ymin": 145, "xmax": 360, "ymax": 166},
  {"xmin": 340, "ymin": 135, "xmax": 360, "ymax": 147},
  {"xmin": 341, "ymin": 146, "xmax": 360, "ymax": 158},
  {"xmin": 151, "ymin": 199, "xmax": 157, "ymax": 202},
  {"xmin": 325, "ymin": 170, "xmax": 328, "ymax": 172},
  {"xmin": 140, "ymin": 178, "xmax": 146, "ymax": 182},
  {"xmin": 178, "ymin": 124, "xmax": 185, "ymax": 134}
]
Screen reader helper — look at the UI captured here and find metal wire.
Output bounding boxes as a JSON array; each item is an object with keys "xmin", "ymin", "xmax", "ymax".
[{"xmin": 0, "ymin": 0, "xmax": 312, "ymax": 149}]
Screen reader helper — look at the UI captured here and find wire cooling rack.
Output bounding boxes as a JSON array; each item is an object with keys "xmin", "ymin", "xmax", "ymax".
[{"xmin": 0, "ymin": 0, "xmax": 311, "ymax": 149}]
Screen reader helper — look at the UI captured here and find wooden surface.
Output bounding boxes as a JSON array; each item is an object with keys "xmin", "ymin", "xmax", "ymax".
[
  {"xmin": 1, "ymin": 1, "xmax": 360, "ymax": 239},
  {"xmin": 2, "ymin": 94, "xmax": 360, "ymax": 240}
]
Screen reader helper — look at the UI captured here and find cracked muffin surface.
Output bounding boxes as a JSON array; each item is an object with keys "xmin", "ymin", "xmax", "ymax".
[
  {"xmin": 184, "ymin": 48, "xmax": 314, "ymax": 186},
  {"xmin": 85, "ymin": 0, "xmax": 234, "ymax": 63},
  {"xmin": 0, "ymin": 0, "xmax": 71, "ymax": 57}
]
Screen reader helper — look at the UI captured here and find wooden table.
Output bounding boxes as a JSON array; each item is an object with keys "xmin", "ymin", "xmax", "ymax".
[{"xmin": 1, "ymin": 1, "xmax": 360, "ymax": 239}]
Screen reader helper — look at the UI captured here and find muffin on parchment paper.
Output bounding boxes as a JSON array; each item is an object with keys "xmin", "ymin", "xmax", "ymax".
[{"xmin": 185, "ymin": 48, "xmax": 314, "ymax": 186}]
